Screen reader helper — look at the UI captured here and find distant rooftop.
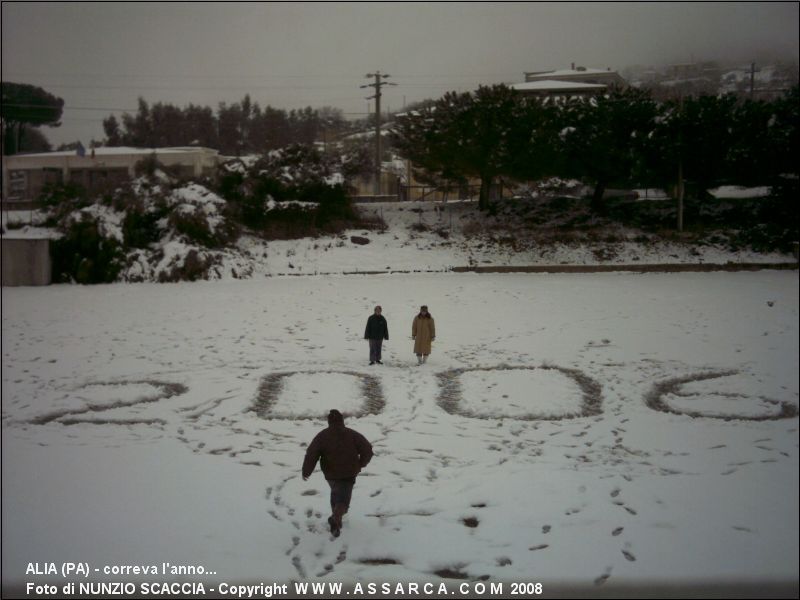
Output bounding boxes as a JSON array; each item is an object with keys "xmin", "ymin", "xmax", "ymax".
[
  {"xmin": 511, "ymin": 80, "xmax": 607, "ymax": 92},
  {"xmin": 14, "ymin": 146, "xmax": 219, "ymax": 159},
  {"xmin": 525, "ymin": 67, "xmax": 614, "ymax": 78}
]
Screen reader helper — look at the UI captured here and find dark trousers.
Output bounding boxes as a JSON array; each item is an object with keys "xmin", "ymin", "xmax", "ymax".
[
  {"xmin": 327, "ymin": 477, "xmax": 356, "ymax": 510},
  {"xmin": 368, "ymin": 339, "xmax": 383, "ymax": 362}
]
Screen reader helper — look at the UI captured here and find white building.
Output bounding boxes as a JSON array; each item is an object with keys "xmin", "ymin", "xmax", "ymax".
[
  {"xmin": 2, "ymin": 146, "xmax": 221, "ymax": 204},
  {"xmin": 510, "ymin": 79, "xmax": 608, "ymax": 98},
  {"xmin": 511, "ymin": 65, "xmax": 626, "ymax": 98}
]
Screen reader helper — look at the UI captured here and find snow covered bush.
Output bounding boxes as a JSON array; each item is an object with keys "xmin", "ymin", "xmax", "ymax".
[
  {"xmin": 40, "ymin": 182, "xmax": 93, "ymax": 225},
  {"xmin": 152, "ymin": 245, "xmax": 222, "ymax": 283},
  {"xmin": 43, "ymin": 172, "xmax": 242, "ymax": 283},
  {"xmin": 165, "ymin": 183, "xmax": 239, "ymax": 248},
  {"xmin": 50, "ymin": 212, "xmax": 125, "ymax": 284},
  {"xmin": 122, "ymin": 198, "xmax": 167, "ymax": 249},
  {"xmin": 216, "ymin": 144, "xmax": 372, "ymax": 239}
]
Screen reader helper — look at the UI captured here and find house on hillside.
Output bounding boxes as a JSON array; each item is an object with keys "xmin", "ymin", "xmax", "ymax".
[
  {"xmin": 511, "ymin": 64, "xmax": 627, "ymax": 99},
  {"xmin": 1, "ymin": 146, "xmax": 222, "ymax": 206}
]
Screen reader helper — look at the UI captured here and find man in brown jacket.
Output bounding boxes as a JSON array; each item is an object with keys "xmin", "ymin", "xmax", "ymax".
[{"xmin": 302, "ymin": 409, "xmax": 373, "ymax": 537}]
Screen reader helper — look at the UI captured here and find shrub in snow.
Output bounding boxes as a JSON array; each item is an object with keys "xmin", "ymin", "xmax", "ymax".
[
  {"xmin": 410, "ymin": 222, "xmax": 430, "ymax": 233},
  {"xmin": 51, "ymin": 214, "xmax": 124, "ymax": 284},
  {"xmin": 121, "ymin": 196, "xmax": 169, "ymax": 249},
  {"xmin": 339, "ymin": 139, "xmax": 375, "ymax": 180},
  {"xmin": 221, "ymin": 144, "xmax": 347, "ymax": 200},
  {"xmin": 155, "ymin": 248, "xmax": 221, "ymax": 283},
  {"xmin": 169, "ymin": 208, "xmax": 215, "ymax": 248},
  {"xmin": 256, "ymin": 144, "xmax": 332, "ymax": 191},
  {"xmin": 40, "ymin": 182, "xmax": 93, "ymax": 225},
  {"xmin": 40, "ymin": 172, "xmax": 244, "ymax": 283},
  {"xmin": 165, "ymin": 183, "xmax": 239, "ymax": 248},
  {"xmin": 167, "ymin": 205, "xmax": 237, "ymax": 248},
  {"xmin": 216, "ymin": 144, "xmax": 371, "ymax": 239}
]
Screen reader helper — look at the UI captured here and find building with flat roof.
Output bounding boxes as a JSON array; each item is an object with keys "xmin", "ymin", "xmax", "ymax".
[
  {"xmin": 2, "ymin": 146, "xmax": 221, "ymax": 205},
  {"xmin": 524, "ymin": 64, "xmax": 627, "ymax": 87},
  {"xmin": 512, "ymin": 64, "xmax": 627, "ymax": 99},
  {"xmin": 510, "ymin": 79, "xmax": 608, "ymax": 98}
]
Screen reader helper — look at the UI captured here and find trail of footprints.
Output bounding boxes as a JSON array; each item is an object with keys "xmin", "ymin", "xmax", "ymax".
[{"xmin": 17, "ymin": 366, "xmax": 797, "ymax": 584}]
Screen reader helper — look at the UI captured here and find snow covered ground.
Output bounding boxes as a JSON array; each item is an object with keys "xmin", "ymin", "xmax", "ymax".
[
  {"xmin": 221, "ymin": 199, "xmax": 793, "ymax": 278},
  {"xmin": 3, "ymin": 189, "xmax": 794, "ymax": 284},
  {"xmin": 2, "ymin": 268, "xmax": 798, "ymax": 597}
]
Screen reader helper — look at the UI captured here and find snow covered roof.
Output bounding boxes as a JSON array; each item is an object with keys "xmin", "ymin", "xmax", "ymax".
[
  {"xmin": 14, "ymin": 146, "xmax": 219, "ymax": 159},
  {"xmin": 526, "ymin": 67, "xmax": 613, "ymax": 78},
  {"xmin": 511, "ymin": 80, "xmax": 607, "ymax": 92}
]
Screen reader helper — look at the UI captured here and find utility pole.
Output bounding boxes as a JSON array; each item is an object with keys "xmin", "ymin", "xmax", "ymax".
[
  {"xmin": 750, "ymin": 62, "xmax": 756, "ymax": 98},
  {"xmin": 677, "ymin": 93, "xmax": 685, "ymax": 233},
  {"xmin": 361, "ymin": 71, "xmax": 397, "ymax": 196}
]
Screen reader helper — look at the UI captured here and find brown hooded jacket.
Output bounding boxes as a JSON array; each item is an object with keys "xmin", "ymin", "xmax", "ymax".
[{"xmin": 302, "ymin": 423, "xmax": 373, "ymax": 480}]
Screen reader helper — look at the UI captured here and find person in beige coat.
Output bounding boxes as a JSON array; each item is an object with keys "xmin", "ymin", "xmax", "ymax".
[{"xmin": 411, "ymin": 305, "xmax": 435, "ymax": 365}]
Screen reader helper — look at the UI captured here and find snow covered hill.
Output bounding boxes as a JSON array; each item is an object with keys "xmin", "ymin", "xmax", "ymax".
[{"xmin": 3, "ymin": 183, "xmax": 795, "ymax": 285}]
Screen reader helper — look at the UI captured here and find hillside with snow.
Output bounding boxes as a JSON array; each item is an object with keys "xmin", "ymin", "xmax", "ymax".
[{"xmin": 2, "ymin": 177, "xmax": 795, "ymax": 285}]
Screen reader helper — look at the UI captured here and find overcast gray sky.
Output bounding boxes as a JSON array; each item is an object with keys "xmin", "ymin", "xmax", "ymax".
[{"xmin": 2, "ymin": 2, "xmax": 798, "ymax": 147}]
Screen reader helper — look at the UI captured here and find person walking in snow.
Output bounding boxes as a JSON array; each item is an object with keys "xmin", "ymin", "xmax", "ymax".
[
  {"xmin": 412, "ymin": 305, "xmax": 435, "ymax": 365},
  {"xmin": 364, "ymin": 305, "xmax": 389, "ymax": 365},
  {"xmin": 302, "ymin": 409, "xmax": 373, "ymax": 538}
]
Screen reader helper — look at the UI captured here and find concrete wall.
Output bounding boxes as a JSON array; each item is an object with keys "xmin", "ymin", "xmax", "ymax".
[{"xmin": 1, "ymin": 239, "xmax": 51, "ymax": 286}]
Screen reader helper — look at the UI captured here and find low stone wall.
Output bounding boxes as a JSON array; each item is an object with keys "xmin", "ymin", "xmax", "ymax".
[
  {"xmin": 451, "ymin": 262, "xmax": 799, "ymax": 274},
  {"xmin": 1, "ymin": 238, "xmax": 51, "ymax": 286},
  {"xmin": 349, "ymin": 195, "xmax": 400, "ymax": 203}
]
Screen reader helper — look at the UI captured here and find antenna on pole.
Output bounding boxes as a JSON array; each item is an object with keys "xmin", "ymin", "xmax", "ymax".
[{"xmin": 361, "ymin": 71, "xmax": 397, "ymax": 196}]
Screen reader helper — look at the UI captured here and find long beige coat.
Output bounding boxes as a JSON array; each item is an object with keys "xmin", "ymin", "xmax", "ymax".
[{"xmin": 412, "ymin": 315, "xmax": 435, "ymax": 355}]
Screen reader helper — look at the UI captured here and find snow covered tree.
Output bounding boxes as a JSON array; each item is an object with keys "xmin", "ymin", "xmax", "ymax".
[
  {"xmin": 644, "ymin": 93, "xmax": 738, "ymax": 200},
  {"xmin": 393, "ymin": 84, "xmax": 524, "ymax": 211},
  {"xmin": 506, "ymin": 96, "xmax": 564, "ymax": 184},
  {"xmin": 767, "ymin": 85, "xmax": 799, "ymax": 181},
  {"xmin": 557, "ymin": 87, "xmax": 657, "ymax": 210},
  {"xmin": 727, "ymin": 97, "xmax": 776, "ymax": 187},
  {"xmin": 758, "ymin": 86, "xmax": 799, "ymax": 244}
]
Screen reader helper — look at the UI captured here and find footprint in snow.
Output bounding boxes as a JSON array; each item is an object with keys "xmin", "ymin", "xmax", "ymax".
[
  {"xmin": 622, "ymin": 550, "xmax": 636, "ymax": 562},
  {"xmin": 594, "ymin": 570, "xmax": 612, "ymax": 586}
]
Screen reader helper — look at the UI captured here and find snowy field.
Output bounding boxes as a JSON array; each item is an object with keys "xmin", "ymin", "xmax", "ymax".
[{"xmin": 2, "ymin": 270, "xmax": 798, "ymax": 597}]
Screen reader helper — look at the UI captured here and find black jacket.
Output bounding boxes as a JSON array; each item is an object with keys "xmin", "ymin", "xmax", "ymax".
[{"xmin": 364, "ymin": 314, "xmax": 389, "ymax": 340}]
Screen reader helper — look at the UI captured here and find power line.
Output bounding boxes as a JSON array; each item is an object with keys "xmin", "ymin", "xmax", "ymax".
[
  {"xmin": 3, "ymin": 102, "xmax": 371, "ymax": 115},
  {"xmin": 5, "ymin": 70, "xmax": 520, "ymax": 80},
  {"xmin": 11, "ymin": 82, "xmax": 374, "ymax": 92},
  {"xmin": 3, "ymin": 102, "xmax": 137, "ymax": 112}
]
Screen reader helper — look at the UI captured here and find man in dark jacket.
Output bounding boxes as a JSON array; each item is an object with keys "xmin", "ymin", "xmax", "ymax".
[
  {"xmin": 302, "ymin": 409, "xmax": 373, "ymax": 537},
  {"xmin": 364, "ymin": 305, "xmax": 389, "ymax": 365}
]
